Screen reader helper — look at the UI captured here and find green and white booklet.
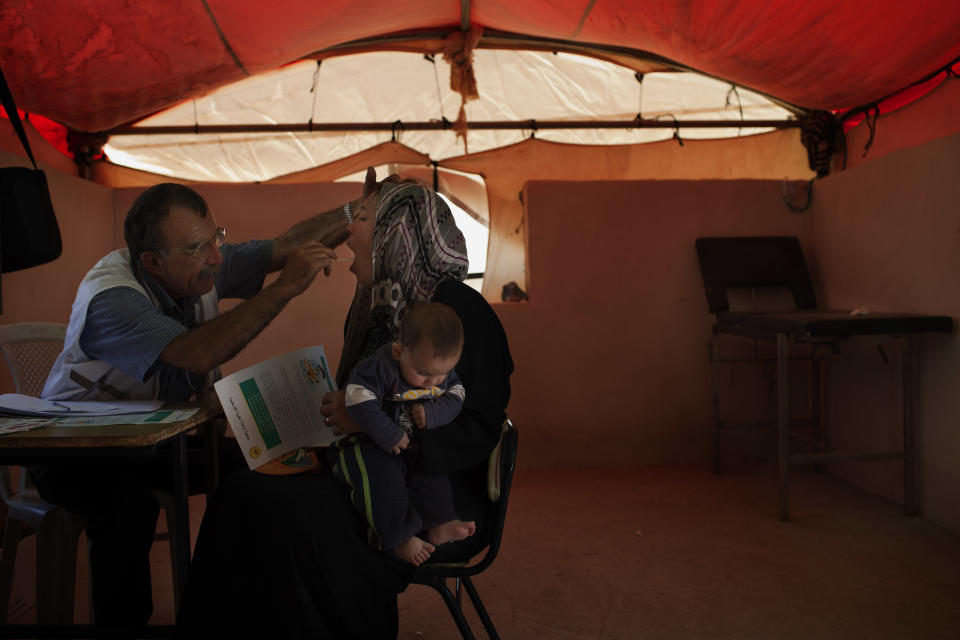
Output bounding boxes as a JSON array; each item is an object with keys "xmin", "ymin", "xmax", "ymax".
[{"xmin": 214, "ymin": 345, "xmax": 340, "ymax": 470}]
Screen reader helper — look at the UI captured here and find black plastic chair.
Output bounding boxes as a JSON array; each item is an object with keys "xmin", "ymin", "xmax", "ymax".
[{"xmin": 410, "ymin": 419, "xmax": 517, "ymax": 640}]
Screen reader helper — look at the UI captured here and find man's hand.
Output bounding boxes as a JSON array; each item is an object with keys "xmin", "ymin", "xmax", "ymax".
[
  {"xmin": 160, "ymin": 242, "xmax": 333, "ymax": 375},
  {"xmin": 320, "ymin": 390, "xmax": 361, "ymax": 436},
  {"xmin": 390, "ymin": 433, "xmax": 410, "ymax": 455},
  {"xmin": 410, "ymin": 403, "xmax": 427, "ymax": 429},
  {"xmin": 273, "ymin": 241, "xmax": 335, "ymax": 297}
]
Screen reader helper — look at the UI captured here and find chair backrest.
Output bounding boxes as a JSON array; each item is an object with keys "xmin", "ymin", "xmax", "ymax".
[
  {"xmin": 694, "ymin": 236, "xmax": 817, "ymax": 313},
  {"xmin": 0, "ymin": 322, "xmax": 67, "ymax": 501},
  {"xmin": 471, "ymin": 418, "xmax": 517, "ymax": 575},
  {"xmin": 411, "ymin": 418, "xmax": 517, "ymax": 584},
  {"xmin": 0, "ymin": 322, "xmax": 67, "ymax": 397}
]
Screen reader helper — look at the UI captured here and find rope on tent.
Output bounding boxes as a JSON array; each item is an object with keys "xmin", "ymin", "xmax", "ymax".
[
  {"xmin": 635, "ymin": 73, "xmax": 644, "ymax": 120},
  {"xmin": 838, "ymin": 53, "xmax": 960, "ymax": 136},
  {"xmin": 725, "ymin": 85, "xmax": 743, "ymax": 137},
  {"xmin": 525, "ymin": 120, "xmax": 538, "ymax": 139},
  {"xmin": 655, "ymin": 114, "xmax": 683, "ymax": 146},
  {"xmin": 391, "ymin": 120, "xmax": 403, "ymax": 142},
  {"xmin": 832, "ymin": 53, "xmax": 960, "ymax": 167},
  {"xmin": 308, "ymin": 61, "xmax": 322, "ymax": 131},
  {"xmin": 424, "ymin": 54, "xmax": 448, "ymax": 123},
  {"xmin": 861, "ymin": 106, "xmax": 880, "ymax": 158},
  {"xmin": 837, "ymin": 127, "xmax": 848, "ymax": 171}
]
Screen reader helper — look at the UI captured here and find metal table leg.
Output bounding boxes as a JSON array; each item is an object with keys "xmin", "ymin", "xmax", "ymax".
[
  {"xmin": 902, "ymin": 336, "xmax": 917, "ymax": 516},
  {"xmin": 777, "ymin": 332, "xmax": 791, "ymax": 522},
  {"xmin": 710, "ymin": 328, "xmax": 722, "ymax": 473},
  {"xmin": 171, "ymin": 435, "xmax": 191, "ymax": 607},
  {"xmin": 205, "ymin": 418, "xmax": 222, "ymax": 503}
]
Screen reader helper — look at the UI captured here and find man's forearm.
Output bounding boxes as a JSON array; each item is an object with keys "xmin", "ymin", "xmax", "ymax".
[
  {"xmin": 270, "ymin": 204, "xmax": 352, "ymax": 271},
  {"xmin": 160, "ymin": 280, "xmax": 298, "ymax": 374}
]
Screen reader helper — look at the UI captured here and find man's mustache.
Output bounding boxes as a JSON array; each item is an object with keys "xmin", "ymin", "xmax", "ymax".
[{"xmin": 199, "ymin": 264, "xmax": 222, "ymax": 280}]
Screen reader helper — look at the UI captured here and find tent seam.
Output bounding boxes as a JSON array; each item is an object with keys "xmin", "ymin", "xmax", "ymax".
[
  {"xmin": 200, "ymin": 0, "xmax": 250, "ymax": 76},
  {"xmin": 573, "ymin": 0, "xmax": 599, "ymax": 38}
]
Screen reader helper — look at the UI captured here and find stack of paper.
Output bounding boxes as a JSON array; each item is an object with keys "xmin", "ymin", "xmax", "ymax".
[
  {"xmin": 0, "ymin": 394, "xmax": 164, "ymax": 417},
  {"xmin": 0, "ymin": 395, "xmax": 200, "ymax": 436}
]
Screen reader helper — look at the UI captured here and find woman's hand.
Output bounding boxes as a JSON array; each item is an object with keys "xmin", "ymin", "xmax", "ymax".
[
  {"xmin": 362, "ymin": 166, "xmax": 378, "ymax": 198},
  {"xmin": 320, "ymin": 390, "xmax": 361, "ymax": 436},
  {"xmin": 362, "ymin": 165, "xmax": 419, "ymax": 199}
]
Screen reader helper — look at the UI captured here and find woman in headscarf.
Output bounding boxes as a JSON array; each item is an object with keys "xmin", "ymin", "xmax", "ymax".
[{"xmin": 178, "ymin": 176, "xmax": 513, "ymax": 639}]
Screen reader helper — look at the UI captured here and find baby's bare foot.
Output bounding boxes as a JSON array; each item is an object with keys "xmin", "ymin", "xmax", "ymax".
[
  {"xmin": 427, "ymin": 520, "xmax": 477, "ymax": 546},
  {"xmin": 394, "ymin": 536, "xmax": 435, "ymax": 566}
]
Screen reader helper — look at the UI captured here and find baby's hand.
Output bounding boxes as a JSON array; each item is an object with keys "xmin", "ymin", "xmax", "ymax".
[
  {"xmin": 390, "ymin": 433, "xmax": 410, "ymax": 455},
  {"xmin": 410, "ymin": 403, "xmax": 427, "ymax": 430}
]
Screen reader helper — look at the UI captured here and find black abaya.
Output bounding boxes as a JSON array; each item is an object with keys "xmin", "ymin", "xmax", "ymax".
[{"xmin": 178, "ymin": 281, "xmax": 513, "ymax": 638}]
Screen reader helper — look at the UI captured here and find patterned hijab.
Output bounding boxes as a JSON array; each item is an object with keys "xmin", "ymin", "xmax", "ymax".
[{"xmin": 336, "ymin": 182, "xmax": 469, "ymax": 386}]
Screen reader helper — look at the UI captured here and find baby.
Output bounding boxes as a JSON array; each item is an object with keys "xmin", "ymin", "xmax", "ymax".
[{"xmin": 331, "ymin": 301, "xmax": 475, "ymax": 565}]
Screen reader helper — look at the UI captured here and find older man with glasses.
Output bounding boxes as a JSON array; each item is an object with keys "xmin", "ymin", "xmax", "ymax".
[{"xmin": 33, "ymin": 182, "xmax": 356, "ymax": 630}]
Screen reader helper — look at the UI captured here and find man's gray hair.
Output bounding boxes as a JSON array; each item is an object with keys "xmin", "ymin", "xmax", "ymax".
[{"xmin": 124, "ymin": 183, "xmax": 209, "ymax": 264}]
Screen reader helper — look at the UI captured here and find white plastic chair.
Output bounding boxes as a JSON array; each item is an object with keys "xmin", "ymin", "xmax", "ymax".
[
  {"xmin": 0, "ymin": 322, "xmax": 182, "ymax": 623},
  {"xmin": 0, "ymin": 323, "xmax": 79, "ymax": 623}
]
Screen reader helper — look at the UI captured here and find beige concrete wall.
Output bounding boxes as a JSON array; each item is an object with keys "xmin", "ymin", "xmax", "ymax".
[
  {"xmin": 444, "ymin": 130, "xmax": 814, "ymax": 302},
  {"xmin": 811, "ymin": 131, "xmax": 960, "ymax": 534},
  {"xmin": 0, "ymin": 148, "xmax": 114, "ymax": 392},
  {"xmin": 502, "ymin": 179, "xmax": 812, "ymax": 468}
]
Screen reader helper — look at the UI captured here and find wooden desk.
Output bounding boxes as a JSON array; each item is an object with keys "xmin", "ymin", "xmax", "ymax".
[
  {"xmin": 711, "ymin": 310, "xmax": 953, "ymax": 521},
  {"xmin": 0, "ymin": 401, "xmax": 222, "ymax": 452},
  {"xmin": 0, "ymin": 399, "xmax": 223, "ymax": 635}
]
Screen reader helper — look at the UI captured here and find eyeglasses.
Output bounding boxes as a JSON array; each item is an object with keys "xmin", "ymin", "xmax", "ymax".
[{"xmin": 174, "ymin": 226, "xmax": 226, "ymax": 260}]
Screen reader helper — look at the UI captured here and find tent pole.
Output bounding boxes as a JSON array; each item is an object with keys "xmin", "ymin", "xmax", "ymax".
[{"xmin": 104, "ymin": 118, "xmax": 800, "ymax": 137}]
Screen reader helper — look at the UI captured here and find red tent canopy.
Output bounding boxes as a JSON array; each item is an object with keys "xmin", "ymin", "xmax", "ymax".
[{"xmin": 2, "ymin": 0, "xmax": 959, "ymax": 133}]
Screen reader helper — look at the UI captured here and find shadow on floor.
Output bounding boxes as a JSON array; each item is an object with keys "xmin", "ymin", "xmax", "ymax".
[
  {"xmin": 27, "ymin": 466, "xmax": 959, "ymax": 639},
  {"xmin": 397, "ymin": 467, "xmax": 960, "ymax": 640}
]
